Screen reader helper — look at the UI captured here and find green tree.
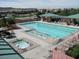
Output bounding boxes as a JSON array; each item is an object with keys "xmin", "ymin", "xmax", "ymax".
[{"xmin": 0, "ymin": 14, "xmax": 16, "ymax": 29}]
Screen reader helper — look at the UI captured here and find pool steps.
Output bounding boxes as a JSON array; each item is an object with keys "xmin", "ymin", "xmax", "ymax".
[{"xmin": 25, "ymin": 30, "xmax": 50, "ymax": 39}]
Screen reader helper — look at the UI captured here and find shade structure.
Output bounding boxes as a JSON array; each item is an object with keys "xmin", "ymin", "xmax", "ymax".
[
  {"xmin": 40, "ymin": 13, "xmax": 59, "ymax": 17},
  {"xmin": 68, "ymin": 14, "xmax": 79, "ymax": 19},
  {"xmin": 0, "ymin": 38, "xmax": 24, "ymax": 59},
  {"xmin": 40, "ymin": 13, "xmax": 68, "ymax": 18}
]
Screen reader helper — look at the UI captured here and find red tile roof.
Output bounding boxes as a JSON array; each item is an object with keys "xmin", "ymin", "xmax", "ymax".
[{"xmin": 52, "ymin": 49, "xmax": 74, "ymax": 59}]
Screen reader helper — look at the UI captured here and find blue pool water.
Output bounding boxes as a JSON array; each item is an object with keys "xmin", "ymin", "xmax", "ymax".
[{"xmin": 19, "ymin": 22, "xmax": 78, "ymax": 39}]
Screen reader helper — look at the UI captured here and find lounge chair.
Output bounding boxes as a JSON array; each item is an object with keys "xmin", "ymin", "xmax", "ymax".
[{"xmin": 2, "ymin": 31, "xmax": 16, "ymax": 39}]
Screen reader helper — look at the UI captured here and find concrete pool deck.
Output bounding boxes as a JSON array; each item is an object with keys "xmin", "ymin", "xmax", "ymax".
[
  {"xmin": 4, "ymin": 28, "xmax": 79, "ymax": 59},
  {"xmin": 4, "ymin": 21, "xmax": 79, "ymax": 59},
  {"xmin": 4, "ymin": 29, "xmax": 53, "ymax": 59}
]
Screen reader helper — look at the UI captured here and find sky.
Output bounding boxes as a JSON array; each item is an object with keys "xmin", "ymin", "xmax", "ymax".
[{"xmin": 0, "ymin": 0, "xmax": 79, "ymax": 8}]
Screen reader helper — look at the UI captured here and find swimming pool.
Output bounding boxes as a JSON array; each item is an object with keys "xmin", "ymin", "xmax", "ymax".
[{"xmin": 19, "ymin": 22, "xmax": 78, "ymax": 39}]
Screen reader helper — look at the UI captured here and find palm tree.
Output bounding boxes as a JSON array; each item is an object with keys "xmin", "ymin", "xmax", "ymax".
[{"xmin": 5, "ymin": 15, "xmax": 16, "ymax": 34}]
